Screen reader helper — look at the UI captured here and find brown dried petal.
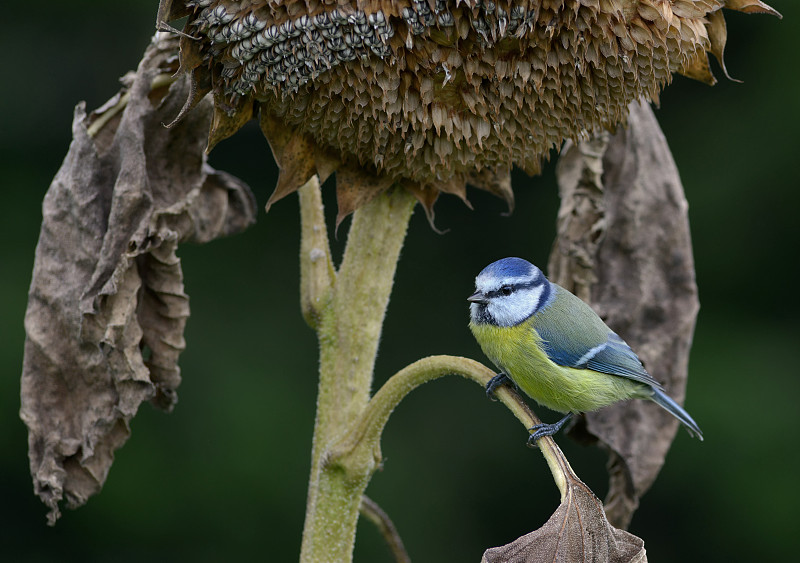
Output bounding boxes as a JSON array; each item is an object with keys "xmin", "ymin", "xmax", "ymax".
[
  {"xmin": 467, "ymin": 166, "xmax": 515, "ymax": 214},
  {"xmin": 206, "ymin": 90, "xmax": 255, "ymax": 152},
  {"xmin": 313, "ymin": 145, "xmax": 341, "ymax": 186},
  {"xmin": 402, "ymin": 181, "xmax": 440, "ymax": 229},
  {"xmin": 260, "ymin": 113, "xmax": 318, "ymax": 211},
  {"xmin": 165, "ymin": 66, "xmax": 213, "ymax": 128},
  {"xmin": 177, "ymin": 32, "xmax": 205, "ymax": 74},
  {"xmin": 335, "ymin": 164, "xmax": 394, "ymax": 230},
  {"xmin": 677, "ymin": 49, "xmax": 717, "ymax": 85},
  {"xmin": 724, "ymin": 0, "xmax": 782, "ymax": 17},
  {"xmin": 156, "ymin": 0, "xmax": 190, "ymax": 26},
  {"xmin": 706, "ymin": 9, "xmax": 738, "ymax": 82},
  {"xmin": 259, "ymin": 109, "xmax": 295, "ymax": 164},
  {"xmin": 436, "ymin": 174, "xmax": 471, "ymax": 208}
]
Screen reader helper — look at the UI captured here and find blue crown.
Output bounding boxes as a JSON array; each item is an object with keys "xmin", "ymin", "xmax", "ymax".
[{"xmin": 481, "ymin": 257, "xmax": 535, "ymax": 279}]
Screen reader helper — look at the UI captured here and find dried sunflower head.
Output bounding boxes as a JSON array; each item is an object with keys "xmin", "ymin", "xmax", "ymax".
[{"xmin": 159, "ymin": 0, "xmax": 779, "ymax": 224}]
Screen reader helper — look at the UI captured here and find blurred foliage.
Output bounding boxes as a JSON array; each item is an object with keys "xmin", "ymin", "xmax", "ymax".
[{"xmin": 1, "ymin": 1, "xmax": 798, "ymax": 561}]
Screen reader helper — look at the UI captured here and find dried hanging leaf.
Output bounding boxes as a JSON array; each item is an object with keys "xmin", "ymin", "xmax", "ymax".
[
  {"xmin": 482, "ymin": 455, "xmax": 646, "ymax": 562},
  {"xmin": 549, "ymin": 101, "xmax": 700, "ymax": 529},
  {"xmin": 20, "ymin": 33, "xmax": 257, "ymax": 524},
  {"xmin": 548, "ymin": 132, "xmax": 610, "ymax": 303}
]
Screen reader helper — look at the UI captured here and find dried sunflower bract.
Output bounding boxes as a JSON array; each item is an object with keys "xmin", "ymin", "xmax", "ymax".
[{"xmin": 159, "ymin": 0, "xmax": 780, "ymax": 220}]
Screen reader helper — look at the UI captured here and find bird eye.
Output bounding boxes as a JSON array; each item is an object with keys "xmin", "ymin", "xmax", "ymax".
[{"xmin": 500, "ymin": 285, "xmax": 512, "ymax": 296}]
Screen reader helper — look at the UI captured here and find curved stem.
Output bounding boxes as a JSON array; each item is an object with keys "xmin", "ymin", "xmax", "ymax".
[{"xmin": 331, "ymin": 355, "xmax": 572, "ymax": 501}]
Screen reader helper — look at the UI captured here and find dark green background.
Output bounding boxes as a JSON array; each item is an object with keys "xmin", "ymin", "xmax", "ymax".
[{"xmin": 2, "ymin": 2, "xmax": 798, "ymax": 561}]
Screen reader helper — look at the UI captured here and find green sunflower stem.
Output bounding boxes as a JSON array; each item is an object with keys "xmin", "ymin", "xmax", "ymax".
[
  {"xmin": 297, "ymin": 183, "xmax": 572, "ymax": 562},
  {"xmin": 299, "ymin": 184, "xmax": 416, "ymax": 563}
]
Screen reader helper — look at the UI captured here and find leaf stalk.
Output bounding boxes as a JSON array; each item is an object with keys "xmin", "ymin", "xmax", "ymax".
[{"xmin": 330, "ymin": 355, "xmax": 572, "ymax": 505}]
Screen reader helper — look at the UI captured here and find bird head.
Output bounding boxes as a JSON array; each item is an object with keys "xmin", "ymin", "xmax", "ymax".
[{"xmin": 468, "ymin": 258, "xmax": 551, "ymax": 327}]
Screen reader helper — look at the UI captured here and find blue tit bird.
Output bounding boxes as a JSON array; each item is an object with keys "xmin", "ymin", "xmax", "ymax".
[{"xmin": 468, "ymin": 257, "xmax": 703, "ymax": 443}]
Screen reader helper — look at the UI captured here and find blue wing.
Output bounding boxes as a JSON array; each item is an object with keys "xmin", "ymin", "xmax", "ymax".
[
  {"xmin": 542, "ymin": 330, "xmax": 663, "ymax": 390},
  {"xmin": 533, "ymin": 285, "xmax": 663, "ymax": 390}
]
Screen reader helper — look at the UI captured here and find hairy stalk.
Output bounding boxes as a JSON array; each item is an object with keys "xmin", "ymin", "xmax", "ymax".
[
  {"xmin": 331, "ymin": 355, "xmax": 572, "ymax": 503},
  {"xmin": 297, "ymin": 177, "xmax": 335, "ymax": 328},
  {"xmin": 299, "ymin": 186, "xmax": 416, "ymax": 563}
]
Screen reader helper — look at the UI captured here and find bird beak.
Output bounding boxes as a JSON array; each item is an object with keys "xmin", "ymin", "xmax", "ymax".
[{"xmin": 467, "ymin": 291, "xmax": 487, "ymax": 304}]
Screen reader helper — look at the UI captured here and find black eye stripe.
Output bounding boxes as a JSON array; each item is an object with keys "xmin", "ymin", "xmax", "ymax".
[{"xmin": 486, "ymin": 279, "xmax": 539, "ymax": 298}]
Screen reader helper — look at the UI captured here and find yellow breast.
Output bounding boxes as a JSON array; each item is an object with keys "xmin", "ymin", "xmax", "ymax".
[{"xmin": 469, "ymin": 318, "xmax": 646, "ymax": 414}]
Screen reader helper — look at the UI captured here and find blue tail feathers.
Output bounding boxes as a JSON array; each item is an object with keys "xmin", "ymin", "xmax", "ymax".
[{"xmin": 650, "ymin": 388, "xmax": 704, "ymax": 440}]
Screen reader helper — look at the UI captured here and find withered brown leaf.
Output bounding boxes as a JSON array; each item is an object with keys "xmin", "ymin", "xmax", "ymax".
[
  {"xmin": 549, "ymin": 101, "xmax": 700, "ymax": 529},
  {"xmin": 20, "ymin": 34, "xmax": 256, "ymax": 524},
  {"xmin": 482, "ymin": 469, "xmax": 646, "ymax": 563}
]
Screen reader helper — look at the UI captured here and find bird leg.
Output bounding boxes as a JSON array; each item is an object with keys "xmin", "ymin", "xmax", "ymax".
[
  {"xmin": 527, "ymin": 413, "xmax": 574, "ymax": 445},
  {"xmin": 485, "ymin": 372, "xmax": 514, "ymax": 400}
]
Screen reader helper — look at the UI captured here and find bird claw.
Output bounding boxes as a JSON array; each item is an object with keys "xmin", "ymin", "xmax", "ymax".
[
  {"xmin": 526, "ymin": 423, "xmax": 558, "ymax": 447},
  {"xmin": 485, "ymin": 372, "xmax": 511, "ymax": 401},
  {"xmin": 525, "ymin": 413, "xmax": 574, "ymax": 447}
]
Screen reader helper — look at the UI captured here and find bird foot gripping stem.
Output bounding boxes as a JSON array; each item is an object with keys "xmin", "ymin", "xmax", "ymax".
[{"xmin": 527, "ymin": 413, "xmax": 574, "ymax": 447}]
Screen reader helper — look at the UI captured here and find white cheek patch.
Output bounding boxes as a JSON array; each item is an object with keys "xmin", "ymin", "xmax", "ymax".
[{"xmin": 488, "ymin": 285, "xmax": 544, "ymax": 327}]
